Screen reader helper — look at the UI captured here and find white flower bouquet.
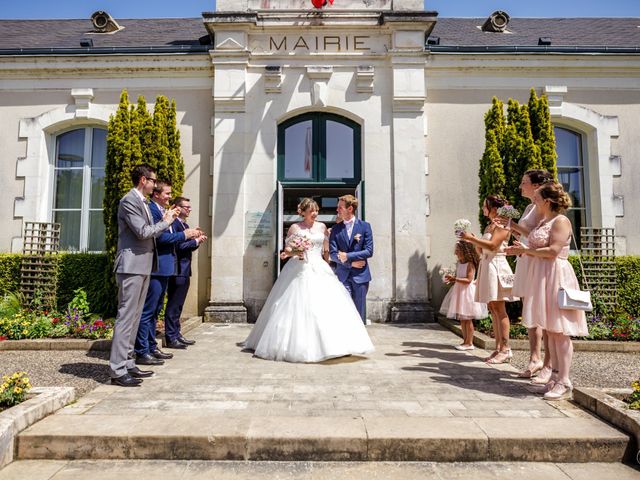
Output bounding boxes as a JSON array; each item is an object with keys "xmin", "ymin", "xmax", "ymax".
[
  {"xmin": 497, "ymin": 205, "xmax": 521, "ymax": 220},
  {"xmin": 438, "ymin": 266, "xmax": 455, "ymax": 283},
  {"xmin": 454, "ymin": 218, "xmax": 471, "ymax": 238}
]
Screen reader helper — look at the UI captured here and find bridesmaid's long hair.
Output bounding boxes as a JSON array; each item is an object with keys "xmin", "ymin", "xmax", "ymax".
[{"xmin": 456, "ymin": 240, "xmax": 480, "ymax": 274}]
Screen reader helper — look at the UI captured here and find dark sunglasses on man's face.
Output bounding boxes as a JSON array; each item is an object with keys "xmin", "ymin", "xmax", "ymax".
[{"xmin": 145, "ymin": 176, "xmax": 157, "ymax": 184}]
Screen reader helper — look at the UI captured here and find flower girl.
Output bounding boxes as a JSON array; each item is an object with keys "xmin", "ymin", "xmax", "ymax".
[{"xmin": 440, "ymin": 240, "xmax": 487, "ymax": 350}]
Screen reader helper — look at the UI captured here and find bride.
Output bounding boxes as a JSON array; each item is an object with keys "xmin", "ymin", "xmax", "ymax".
[{"xmin": 242, "ymin": 198, "xmax": 374, "ymax": 362}]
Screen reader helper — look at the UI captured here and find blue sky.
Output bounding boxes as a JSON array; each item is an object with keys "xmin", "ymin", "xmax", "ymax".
[{"xmin": 1, "ymin": 0, "xmax": 639, "ymax": 19}]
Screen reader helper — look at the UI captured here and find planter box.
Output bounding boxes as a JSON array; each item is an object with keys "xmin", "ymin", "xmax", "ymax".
[
  {"xmin": 438, "ymin": 315, "xmax": 640, "ymax": 353},
  {"xmin": 0, "ymin": 386, "xmax": 74, "ymax": 468},
  {"xmin": 573, "ymin": 387, "xmax": 640, "ymax": 464}
]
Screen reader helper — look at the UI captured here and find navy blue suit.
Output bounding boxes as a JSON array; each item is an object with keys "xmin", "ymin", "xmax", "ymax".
[
  {"xmin": 134, "ymin": 201, "xmax": 186, "ymax": 356},
  {"xmin": 164, "ymin": 218, "xmax": 199, "ymax": 342},
  {"xmin": 329, "ymin": 218, "xmax": 374, "ymax": 322}
]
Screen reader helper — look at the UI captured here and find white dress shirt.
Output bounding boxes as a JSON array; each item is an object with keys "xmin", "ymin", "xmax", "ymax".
[{"xmin": 343, "ymin": 218, "xmax": 355, "ymax": 240}]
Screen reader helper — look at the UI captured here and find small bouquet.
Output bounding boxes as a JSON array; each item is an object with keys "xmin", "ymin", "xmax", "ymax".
[
  {"xmin": 454, "ymin": 218, "xmax": 471, "ymax": 238},
  {"xmin": 284, "ymin": 233, "xmax": 313, "ymax": 257},
  {"xmin": 497, "ymin": 205, "xmax": 521, "ymax": 220},
  {"xmin": 438, "ymin": 267, "xmax": 455, "ymax": 283}
]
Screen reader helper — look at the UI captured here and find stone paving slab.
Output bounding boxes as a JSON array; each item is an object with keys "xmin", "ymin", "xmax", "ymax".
[
  {"xmin": 14, "ymin": 323, "xmax": 631, "ymax": 463},
  {"xmin": 1, "ymin": 460, "xmax": 639, "ymax": 480}
]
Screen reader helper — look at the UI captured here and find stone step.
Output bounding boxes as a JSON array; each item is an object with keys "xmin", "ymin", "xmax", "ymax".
[
  {"xmin": 16, "ymin": 414, "xmax": 630, "ymax": 463},
  {"xmin": 2, "ymin": 460, "xmax": 640, "ymax": 479}
]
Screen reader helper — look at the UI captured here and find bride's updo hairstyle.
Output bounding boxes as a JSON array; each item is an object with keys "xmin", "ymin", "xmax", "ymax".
[
  {"xmin": 538, "ymin": 182, "xmax": 572, "ymax": 213},
  {"xmin": 297, "ymin": 197, "xmax": 319, "ymax": 216}
]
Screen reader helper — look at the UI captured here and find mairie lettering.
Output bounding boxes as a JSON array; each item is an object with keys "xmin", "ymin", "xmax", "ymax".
[{"xmin": 268, "ymin": 35, "xmax": 371, "ymax": 52}]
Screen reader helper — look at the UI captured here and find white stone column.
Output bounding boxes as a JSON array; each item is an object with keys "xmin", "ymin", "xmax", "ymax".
[
  {"xmin": 389, "ymin": 31, "xmax": 432, "ymax": 322},
  {"xmin": 205, "ymin": 37, "xmax": 250, "ymax": 323}
]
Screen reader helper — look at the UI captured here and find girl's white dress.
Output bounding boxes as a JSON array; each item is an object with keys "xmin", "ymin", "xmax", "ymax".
[
  {"xmin": 242, "ymin": 228, "xmax": 374, "ymax": 362},
  {"xmin": 439, "ymin": 262, "xmax": 488, "ymax": 320}
]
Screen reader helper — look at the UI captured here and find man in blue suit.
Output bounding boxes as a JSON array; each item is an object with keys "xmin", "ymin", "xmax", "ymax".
[
  {"xmin": 134, "ymin": 181, "xmax": 198, "ymax": 365},
  {"xmin": 329, "ymin": 194, "xmax": 374, "ymax": 323},
  {"xmin": 164, "ymin": 196, "xmax": 206, "ymax": 348}
]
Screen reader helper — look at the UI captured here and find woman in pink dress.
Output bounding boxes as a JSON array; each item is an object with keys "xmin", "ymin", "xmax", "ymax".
[
  {"xmin": 508, "ymin": 170, "xmax": 554, "ymax": 381},
  {"xmin": 506, "ymin": 182, "xmax": 588, "ymax": 401},
  {"xmin": 439, "ymin": 240, "xmax": 487, "ymax": 350},
  {"xmin": 462, "ymin": 195, "xmax": 518, "ymax": 364}
]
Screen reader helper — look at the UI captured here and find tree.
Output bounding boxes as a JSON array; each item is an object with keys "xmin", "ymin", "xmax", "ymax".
[
  {"xmin": 102, "ymin": 90, "xmax": 185, "ymax": 315},
  {"xmin": 528, "ymin": 89, "xmax": 558, "ymax": 179},
  {"xmin": 478, "ymin": 129, "xmax": 506, "ymax": 229},
  {"xmin": 166, "ymin": 99, "xmax": 185, "ymax": 196}
]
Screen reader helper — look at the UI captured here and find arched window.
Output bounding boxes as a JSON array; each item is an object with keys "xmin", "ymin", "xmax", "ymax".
[
  {"xmin": 278, "ymin": 113, "xmax": 361, "ymax": 184},
  {"xmin": 554, "ymin": 126, "xmax": 587, "ymax": 240},
  {"xmin": 52, "ymin": 127, "xmax": 107, "ymax": 251}
]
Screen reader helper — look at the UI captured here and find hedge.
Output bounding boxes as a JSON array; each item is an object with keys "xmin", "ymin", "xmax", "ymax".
[
  {"xmin": 1, "ymin": 253, "xmax": 640, "ymax": 319},
  {"xmin": 0, "ymin": 253, "xmax": 114, "ymax": 316}
]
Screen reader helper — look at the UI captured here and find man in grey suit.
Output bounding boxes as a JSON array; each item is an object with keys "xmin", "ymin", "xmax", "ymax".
[{"xmin": 109, "ymin": 164, "xmax": 179, "ymax": 387}]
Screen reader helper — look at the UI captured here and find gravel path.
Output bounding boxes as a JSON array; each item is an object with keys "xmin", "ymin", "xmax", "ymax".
[
  {"xmin": 510, "ymin": 349, "xmax": 640, "ymax": 389},
  {"xmin": 0, "ymin": 350, "xmax": 110, "ymax": 398},
  {"xmin": 1, "ymin": 336, "xmax": 639, "ymax": 401}
]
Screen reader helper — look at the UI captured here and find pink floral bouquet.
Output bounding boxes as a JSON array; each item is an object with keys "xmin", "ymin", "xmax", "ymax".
[
  {"xmin": 284, "ymin": 233, "xmax": 313, "ymax": 256},
  {"xmin": 438, "ymin": 266, "xmax": 455, "ymax": 283}
]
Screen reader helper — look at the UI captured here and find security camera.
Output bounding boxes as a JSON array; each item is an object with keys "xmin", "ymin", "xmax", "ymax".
[{"xmin": 90, "ymin": 11, "xmax": 122, "ymax": 33}]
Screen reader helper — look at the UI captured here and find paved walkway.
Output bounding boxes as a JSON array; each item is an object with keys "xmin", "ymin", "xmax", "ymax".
[
  {"xmin": 9, "ymin": 323, "xmax": 636, "ymax": 469},
  {"xmin": 46, "ymin": 323, "xmax": 596, "ymax": 419}
]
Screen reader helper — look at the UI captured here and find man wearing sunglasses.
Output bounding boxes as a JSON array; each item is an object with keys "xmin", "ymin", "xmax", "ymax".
[{"xmin": 109, "ymin": 164, "xmax": 180, "ymax": 387}]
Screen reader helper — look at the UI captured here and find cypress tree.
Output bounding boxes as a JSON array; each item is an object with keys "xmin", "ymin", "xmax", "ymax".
[
  {"xmin": 167, "ymin": 99, "xmax": 185, "ymax": 196},
  {"xmin": 529, "ymin": 91, "xmax": 558, "ymax": 179},
  {"xmin": 134, "ymin": 97, "xmax": 154, "ymax": 168},
  {"xmin": 102, "ymin": 90, "xmax": 186, "ymax": 315},
  {"xmin": 478, "ymin": 129, "xmax": 506, "ymax": 229},
  {"xmin": 151, "ymin": 96, "xmax": 171, "ymax": 186},
  {"xmin": 103, "ymin": 90, "xmax": 135, "ymax": 315}
]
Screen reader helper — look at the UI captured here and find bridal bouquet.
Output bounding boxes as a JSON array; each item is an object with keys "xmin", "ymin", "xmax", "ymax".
[
  {"xmin": 438, "ymin": 267, "xmax": 455, "ymax": 283},
  {"xmin": 284, "ymin": 233, "xmax": 313, "ymax": 256},
  {"xmin": 497, "ymin": 205, "xmax": 521, "ymax": 220},
  {"xmin": 454, "ymin": 218, "xmax": 471, "ymax": 237}
]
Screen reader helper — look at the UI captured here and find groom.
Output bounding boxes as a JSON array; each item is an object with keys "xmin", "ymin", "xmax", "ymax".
[{"xmin": 329, "ymin": 195, "xmax": 373, "ymax": 323}]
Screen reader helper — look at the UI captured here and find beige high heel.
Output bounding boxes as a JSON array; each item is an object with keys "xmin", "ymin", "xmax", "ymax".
[
  {"xmin": 544, "ymin": 381, "xmax": 573, "ymax": 401},
  {"xmin": 517, "ymin": 360, "xmax": 544, "ymax": 378},
  {"xmin": 486, "ymin": 349, "xmax": 511, "ymax": 364}
]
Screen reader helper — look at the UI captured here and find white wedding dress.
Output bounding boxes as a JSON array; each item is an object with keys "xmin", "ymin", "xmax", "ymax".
[{"xmin": 242, "ymin": 226, "xmax": 374, "ymax": 362}]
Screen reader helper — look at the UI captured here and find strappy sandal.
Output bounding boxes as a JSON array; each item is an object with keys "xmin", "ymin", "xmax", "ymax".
[
  {"xmin": 517, "ymin": 360, "xmax": 544, "ymax": 378},
  {"xmin": 531, "ymin": 366, "xmax": 553, "ymax": 385},
  {"xmin": 486, "ymin": 349, "xmax": 511, "ymax": 364},
  {"xmin": 483, "ymin": 350, "xmax": 499, "ymax": 362}
]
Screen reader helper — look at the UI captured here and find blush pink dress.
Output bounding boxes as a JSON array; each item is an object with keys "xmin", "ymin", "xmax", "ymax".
[
  {"xmin": 439, "ymin": 262, "xmax": 488, "ymax": 320},
  {"xmin": 475, "ymin": 230, "xmax": 518, "ymax": 303},
  {"xmin": 519, "ymin": 216, "xmax": 588, "ymax": 336},
  {"xmin": 512, "ymin": 203, "xmax": 540, "ymax": 297}
]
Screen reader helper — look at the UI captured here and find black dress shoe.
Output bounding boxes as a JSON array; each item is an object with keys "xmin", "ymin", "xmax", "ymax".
[
  {"xmin": 178, "ymin": 336, "xmax": 196, "ymax": 345},
  {"xmin": 111, "ymin": 373, "xmax": 143, "ymax": 387},
  {"xmin": 127, "ymin": 367, "xmax": 154, "ymax": 378},
  {"xmin": 152, "ymin": 349, "xmax": 174, "ymax": 359},
  {"xmin": 136, "ymin": 353, "xmax": 164, "ymax": 366},
  {"xmin": 165, "ymin": 339, "xmax": 187, "ymax": 349}
]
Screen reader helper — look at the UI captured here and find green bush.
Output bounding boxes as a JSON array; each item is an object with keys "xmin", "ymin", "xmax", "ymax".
[
  {"xmin": 57, "ymin": 253, "xmax": 113, "ymax": 316},
  {"xmin": 0, "ymin": 254, "xmax": 21, "ymax": 295},
  {"xmin": 616, "ymin": 256, "xmax": 640, "ymax": 318},
  {"xmin": 0, "ymin": 253, "xmax": 114, "ymax": 317}
]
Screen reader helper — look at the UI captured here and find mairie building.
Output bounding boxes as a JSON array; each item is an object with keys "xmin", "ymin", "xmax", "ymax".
[{"xmin": 0, "ymin": 0, "xmax": 638, "ymax": 322}]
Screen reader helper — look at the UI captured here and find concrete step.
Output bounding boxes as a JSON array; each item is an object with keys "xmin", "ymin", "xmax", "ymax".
[
  {"xmin": 15, "ymin": 414, "xmax": 630, "ymax": 463},
  {"xmin": 1, "ymin": 460, "xmax": 639, "ymax": 480}
]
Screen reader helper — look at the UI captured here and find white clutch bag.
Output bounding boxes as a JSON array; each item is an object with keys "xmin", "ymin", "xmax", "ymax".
[{"xmin": 558, "ymin": 288, "xmax": 593, "ymax": 312}]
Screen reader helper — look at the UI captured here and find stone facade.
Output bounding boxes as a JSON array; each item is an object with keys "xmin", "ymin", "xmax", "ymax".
[{"xmin": 0, "ymin": 3, "xmax": 639, "ymax": 321}]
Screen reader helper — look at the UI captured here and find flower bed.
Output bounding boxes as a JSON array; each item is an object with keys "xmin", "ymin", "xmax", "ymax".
[
  {"xmin": 0, "ymin": 289, "xmax": 113, "ymax": 342},
  {"xmin": 0, "ymin": 372, "xmax": 31, "ymax": 411}
]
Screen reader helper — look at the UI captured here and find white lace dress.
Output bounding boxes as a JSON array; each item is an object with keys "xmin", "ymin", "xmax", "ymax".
[{"xmin": 242, "ymin": 226, "xmax": 374, "ymax": 362}]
